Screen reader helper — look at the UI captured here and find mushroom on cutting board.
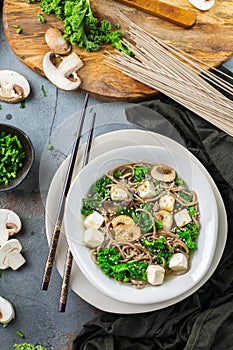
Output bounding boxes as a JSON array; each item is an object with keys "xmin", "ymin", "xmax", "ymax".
[
  {"xmin": 188, "ymin": 0, "xmax": 215, "ymax": 11},
  {"xmin": 0, "ymin": 209, "xmax": 22, "ymax": 246},
  {"xmin": 0, "ymin": 70, "xmax": 30, "ymax": 103},
  {"xmin": 0, "ymin": 238, "xmax": 26, "ymax": 270},
  {"xmin": 45, "ymin": 28, "xmax": 72, "ymax": 55},
  {"xmin": 0, "ymin": 296, "xmax": 15, "ymax": 324},
  {"xmin": 43, "ymin": 51, "xmax": 83, "ymax": 90}
]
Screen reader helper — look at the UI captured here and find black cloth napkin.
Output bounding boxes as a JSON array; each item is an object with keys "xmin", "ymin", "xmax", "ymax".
[{"xmin": 72, "ymin": 67, "xmax": 233, "ymax": 350}]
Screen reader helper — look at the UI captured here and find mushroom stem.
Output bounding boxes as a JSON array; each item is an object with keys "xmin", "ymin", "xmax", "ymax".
[{"xmin": 5, "ymin": 250, "xmax": 26, "ymax": 270}]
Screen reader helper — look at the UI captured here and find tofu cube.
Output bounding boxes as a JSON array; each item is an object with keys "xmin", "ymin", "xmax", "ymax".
[
  {"xmin": 159, "ymin": 194, "xmax": 175, "ymax": 212},
  {"xmin": 174, "ymin": 208, "xmax": 191, "ymax": 227},
  {"xmin": 169, "ymin": 253, "xmax": 188, "ymax": 272},
  {"xmin": 83, "ymin": 211, "xmax": 104, "ymax": 229},
  {"xmin": 111, "ymin": 185, "xmax": 128, "ymax": 201},
  {"xmin": 83, "ymin": 228, "xmax": 104, "ymax": 248},
  {"xmin": 146, "ymin": 264, "xmax": 165, "ymax": 285},
  {"xmin": 138, "ymin": 180, "xmax": 156, "ymax": 199}
]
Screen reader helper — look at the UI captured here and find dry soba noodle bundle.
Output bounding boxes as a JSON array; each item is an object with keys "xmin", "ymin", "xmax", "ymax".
[
  {"xmin": 81, "ymin": 162, "xmax": 200, "ymax": 289},
  {"xmin": 105, "ymin": 13, "xmax": 233, "ymax": 137}
]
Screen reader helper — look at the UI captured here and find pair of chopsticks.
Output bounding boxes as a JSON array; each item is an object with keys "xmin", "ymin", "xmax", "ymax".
[{"xmin": 41, "ymin": 93, "xmax": 96, "ymax": 312}]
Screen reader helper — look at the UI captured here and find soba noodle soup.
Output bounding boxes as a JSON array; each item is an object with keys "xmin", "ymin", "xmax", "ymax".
[{"xmin": 81, "ymin": 162, "xmax": 200, "ymax": 289}]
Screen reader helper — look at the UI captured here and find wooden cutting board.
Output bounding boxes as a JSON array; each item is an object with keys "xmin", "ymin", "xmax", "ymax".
[{"xmin": 3, "ymin": 0, "xmax": 233, "ymax": 101}]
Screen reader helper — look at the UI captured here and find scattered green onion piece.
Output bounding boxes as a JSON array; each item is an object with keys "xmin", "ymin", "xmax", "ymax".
[
  {"xmin": 16, "ymin": 28, "xmax": 23, "ymax": 34},
  {"xmin": 16, "ymin": 330, "xmax": 25, "ymax": 338},
  {"xmin": 40, "ymin": 85, "xmax": 47, "ymax": 97},
  {"xmin": 38, "ymin": 13, "xmax": 46, "ymax": 23}
]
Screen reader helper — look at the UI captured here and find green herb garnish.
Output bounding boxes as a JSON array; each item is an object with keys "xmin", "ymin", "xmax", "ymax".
[
  {"xmin": 97, "ymin": 247, "xmax": 147, "ymax": 282},
  {"xmin": 13, "ymin": 344, "xmax": 47, "ymax": 350},
  {"xmin": 175, "ymin": 177, "xmax": 185, "ymax": 185},
  {"xmin": 0, "ymin": 132, "xmax": 26, "ymax": 186},
  {"xmin": 26, "ymin": 0, "xmax": 132, "ymax": 55},
  {"xmin": 178, "ymin": 191, "xmax": 193, "ymax": 203},
  {"xmin": 81, "ymin": 175, "xmax": 112, "ymax": 215},
  {"xmin": 187, "ymin": 205, "xmax": 197, "ymax": 217},
  {"xmin": 142, "ymin": 237, "xmax": 173, "ymax": 267},
  {"xmin": 16, "ymin": 28, "xmax": 23, "ymax": 34},
  {"xmin": 133, "ymin": 165, "xmax": 149, "ymax": 181},
  {"xmin": 16, "ymin": 330, "xmax": 25, "ymax": 338},
  {"xmin": 38, "ymin": 13, "xmax": 46, "ymax": 23},
  {"xmin": 40, "ymin": 85, "xmax": 47, "ymax": 97},
  {"xmin": 176, "ymin": 222, "xmax": 199, "ymax": 251}
]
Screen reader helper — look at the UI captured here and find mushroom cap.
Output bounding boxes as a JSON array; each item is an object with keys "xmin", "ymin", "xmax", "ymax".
[
  {"xmin": 45, "ymin": 27, "xmax": 72, "ymax": 55},
  {"xmin": 0, "ymin": 296, "xmax": 15, "ymax": 324},
  {"xmin": 188, "ymin": 0, "xmax": 215, "ymax": 11},
  {"xmin": 0, "ymin": 70, "xmax": 30, "ymax": 103},
  {"xmin": 151, "ymin": 164, "xmax": 176, "ymax": 183}
]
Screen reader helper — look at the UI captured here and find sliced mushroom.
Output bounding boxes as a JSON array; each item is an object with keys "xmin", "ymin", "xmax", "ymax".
[
  {"xmin": 45, "ymin": 28, "xmax": 71, "ymax": 55},
  {"xmin": 43, "ymin": 51, "xmax": 83, "ymax": 91},
  {"xmin": 112, "ymin": 215, "xmax": 141, "ymax": 241},
  {"xmin": 110, "ymin": 185, "xmax": 129, "ymax": 201},
  {"xmin": 151, "ymin": 164, "xmax": 176, "ymax": 183},
  {"xmin": 0, "ymin": 238, "xmax": 26, "ymax": 270},
  {"xmin": 0, "ymin": 209, "xmax": 22, "ymax": 246},
  {"xmin": 0, "ymin": 70, "xmax": 30, "ymax": 103},
  {"xmin": 112, "ymin": 215, "xmax": 135, "ymax": 228},
  {"xmin": 0, "ymin": 296, "xmax": 15, "ymax": 324}
]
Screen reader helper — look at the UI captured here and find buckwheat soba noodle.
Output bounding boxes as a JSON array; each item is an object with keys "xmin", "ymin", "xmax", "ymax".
[{"xmin": 81, "ymin": 162, "xmax": 200, "ymax": 289}]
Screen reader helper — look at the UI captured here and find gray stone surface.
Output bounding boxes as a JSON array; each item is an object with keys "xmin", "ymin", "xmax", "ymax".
[{"xmin": 1, "ymin": 2, "xmax": 233, "ymax": 349}]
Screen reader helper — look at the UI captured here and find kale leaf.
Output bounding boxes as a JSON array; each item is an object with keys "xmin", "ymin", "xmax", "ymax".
[
  {"xmin": 97, "ymin": 247, "xmax": 147, "ymax": 282},
  {"xmin": 176, "ymin": 222, "xmax": 199, "ymax": 251}
]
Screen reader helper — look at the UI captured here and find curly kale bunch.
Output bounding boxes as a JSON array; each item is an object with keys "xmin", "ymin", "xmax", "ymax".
[{"xmin": 27, "ymin": 0, "xmax": 132, "ymax": 54}]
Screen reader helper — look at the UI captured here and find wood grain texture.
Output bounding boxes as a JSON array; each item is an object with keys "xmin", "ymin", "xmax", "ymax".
[{"xmin": 3, "ymin": 0, "xmax": 233, "ymax": 101}]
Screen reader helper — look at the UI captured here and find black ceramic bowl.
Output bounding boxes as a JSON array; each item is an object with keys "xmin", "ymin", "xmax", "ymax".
[{"xmin": 0, "ymin": 124, "xmax": 34, "ymax": 192}]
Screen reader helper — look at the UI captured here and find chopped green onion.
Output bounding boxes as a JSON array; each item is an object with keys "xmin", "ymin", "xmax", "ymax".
[
  {"xmin": 38, "ymin": 13, "xmax": 46, "ymax": 23},
  {"xmin": 16, "ymin": 330, "xmax": 25, "ymax": 338},
  {"xmin": 20, "ymin": 101, "xmax": 25, "ymax": 109},
  {"xmin": 40, "ymin": 85, "xmax": 47, "ymax": 97},
  {"xmin": 47, "ymin": 144, "xmax": 53, "ymax": 150},
  {"xmin": 0, "ymin": 132, "xmax": 26, "ymax": 186},
  {"xmin": 16, "ymin": 28, "xmax": 23, "ymax": 34}
]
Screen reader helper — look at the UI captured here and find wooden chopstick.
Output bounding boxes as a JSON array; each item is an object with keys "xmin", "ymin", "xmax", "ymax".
[
  {"xmin": 58, "ymin": 112, "xmax": 96, "ymax": 312},
  {"xmin": 41, "ymin": 93, "xmax": 90, "ymax": 291}
]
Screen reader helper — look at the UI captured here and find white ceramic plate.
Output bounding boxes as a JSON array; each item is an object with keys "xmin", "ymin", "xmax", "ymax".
[
  {"xmin": 64, "ymin": 145, "xmax": 218, "ymax": 305},
  {"xmin": 45, "ymin": 129, "xmax": 227, "ymax": 313}
]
